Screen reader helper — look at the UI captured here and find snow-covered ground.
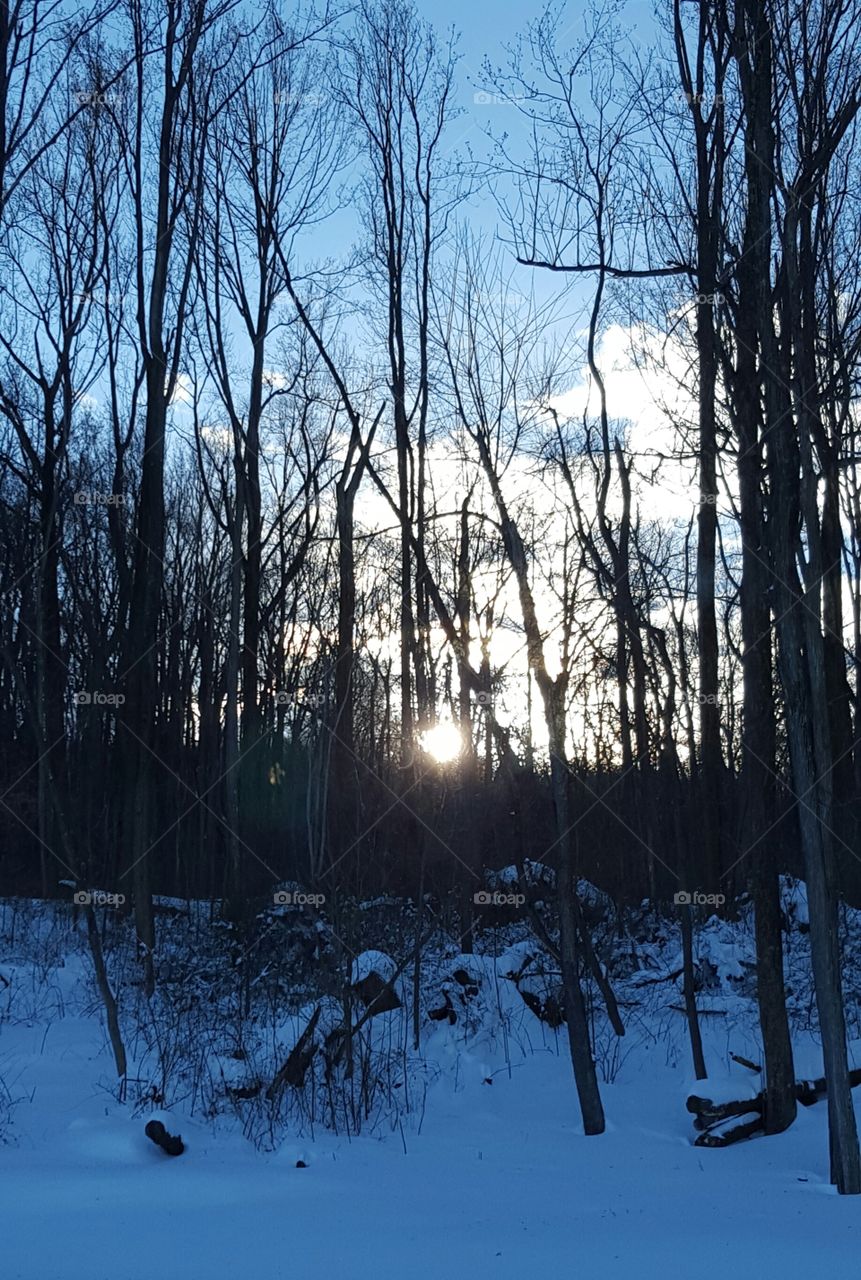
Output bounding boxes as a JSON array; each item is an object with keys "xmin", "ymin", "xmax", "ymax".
[{"xmin": 2, "ymin": 888, "xmax": 861, "ymax": 1279}]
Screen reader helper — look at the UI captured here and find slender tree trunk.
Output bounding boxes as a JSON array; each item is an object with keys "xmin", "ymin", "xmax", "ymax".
[
  {"xmin": 734, "ymin": 174, "xmax": 797, "ymax": 1133},
  {"xmin": 548, "ymin": 691, "xmax": 605, "ymax": 1135}
]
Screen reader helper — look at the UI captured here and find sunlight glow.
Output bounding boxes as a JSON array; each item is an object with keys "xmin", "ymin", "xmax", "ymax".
[{"xmin": 420, "ymin": 722, "xmax": 463, "ymax": 764}]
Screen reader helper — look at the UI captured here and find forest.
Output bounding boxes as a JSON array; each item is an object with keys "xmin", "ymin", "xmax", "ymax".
[{"xmin": 2, "ymin": 1, "xmax": 861, "ymax": 1270}]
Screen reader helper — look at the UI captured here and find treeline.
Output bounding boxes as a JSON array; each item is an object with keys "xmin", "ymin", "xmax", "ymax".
[{"xmin": 2, "ymin": 0, "xmax": 861, "ymax": 1186}]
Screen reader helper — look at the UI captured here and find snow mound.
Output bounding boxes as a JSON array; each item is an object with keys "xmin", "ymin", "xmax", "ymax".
[
  {"xmin": 351, "ymin": 949, "xmax": 397, "ymax": 985},
  {"xmin": 484, "ymin": 861, "xmax": 556, "ymax": 890}
]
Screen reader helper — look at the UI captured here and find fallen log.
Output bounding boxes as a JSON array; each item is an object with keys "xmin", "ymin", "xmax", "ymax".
[
  {"xmin": 695, "ymin": 1115, "xmax": 765, "ymax": 1148},
  {"xmin": 688, "ymin": 1067, "xmax": 861, "ymax": 1146},
  {"xmin": 794, "ymin": 1068, "xmax": 861, "ymax": 1106},
  {"xmin": 689, "ymin": 1093, "xmax": 764, "ymax": 1130}
]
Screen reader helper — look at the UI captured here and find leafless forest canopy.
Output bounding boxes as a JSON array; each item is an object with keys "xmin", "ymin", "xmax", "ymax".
[{"xmin": 3, "ymin": 0, "xmax": 861, "ymax": 1187}]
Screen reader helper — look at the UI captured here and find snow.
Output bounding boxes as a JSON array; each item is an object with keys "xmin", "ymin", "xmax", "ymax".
[
  {"xmin": 687, "ymin": 1071, "xmax": 761, "ymax": 1106},
  {"xmin": 782, "ymin": 875, "xmax": 810, "ymax": 926},
  {"xmin": 4, "ymin": 1027, "xmax": 861, "ymax": 1279},
  {"xmin": 3, "ymin": 891, "xmax": 861, "ymax": 1278},
  {"xmin": 351, "ymin": 948, "xmax": 397, "ymax": 985},
  {"xmin": 496, "ymin": 940, "xmax": 536, "ymax": 978},
  {"xmin": 485, "ymin": 860, "xmax": 556, "ymax": 890},
  {"xmin": 152, "ymin": 895, "xmax": 190, "ymax": 911},
  {"xmin": 696, "ymin": 915, "xmax": 756, "ymax": 984}
]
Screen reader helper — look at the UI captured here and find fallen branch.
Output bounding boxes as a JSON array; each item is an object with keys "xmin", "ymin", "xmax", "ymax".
[
  {"xmin": 267, "ymin": 1004, "xmax": 322, "ymax": 1097},
  {"xmin": 730, "ymin": 1053, "xmax": 762, "ymax": 1074}
]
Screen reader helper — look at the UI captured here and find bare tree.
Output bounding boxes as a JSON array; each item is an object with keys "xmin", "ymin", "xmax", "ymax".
[
  {"xmin": 0, "ymin": 59, "xmax": 118, "ymax": 892},
  {"xmin": 116, "ymin": 0, "xmax": 236, "ymax": 993},
  {"xmin": 732, "ymin": 0, "xmax": 861, "ymax": 1192}
]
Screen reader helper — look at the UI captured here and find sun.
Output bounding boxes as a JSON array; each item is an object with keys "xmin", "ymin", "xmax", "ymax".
[{"xmin": 419, "ymin": 721, "xmax": 464, "ymax": 764}]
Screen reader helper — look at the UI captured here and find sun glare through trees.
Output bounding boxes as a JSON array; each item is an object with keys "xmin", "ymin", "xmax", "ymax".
[{"xmin": 2, "ymin": 0, "xmax": 861, "ymax": 1273}]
